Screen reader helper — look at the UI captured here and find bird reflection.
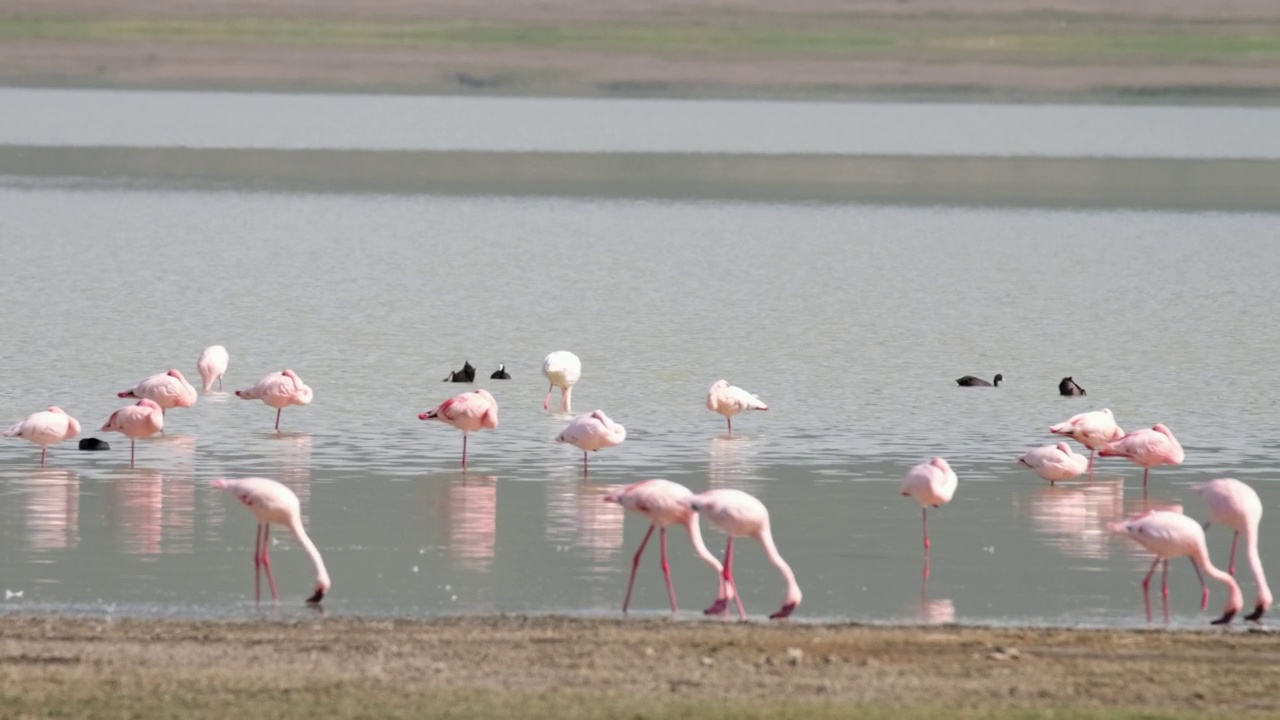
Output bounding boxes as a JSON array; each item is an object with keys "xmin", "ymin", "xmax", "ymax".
[
  {"xmin": 708, "ymin": 436, "xmax": 763, "ymax": 493},
  {"xmin": 436, "ymin": 475, "xmax": 497, "ymax": 572},
  {"xmin": 269, "ymin": 432, "xmax": 313, "ymax": 514},
  {"xmin": 909, "ymin": 557, "xmax": 956, "ymax": 625},
  {"xmin": 545, "ymin": 476, "xmax": 624, "ymax": 569},
  {"xmin": 1024, "ymin": 479, "xmax": 1124, "ymax": 560},
  {"xmin": 108, "ymin": 469, "xmax": 196, "ymax": 555},
  {"xmin": 20, "ymin": 469, "xmax": 80, "ymax": 551}
]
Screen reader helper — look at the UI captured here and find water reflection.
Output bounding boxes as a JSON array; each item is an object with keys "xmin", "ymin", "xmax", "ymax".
[
  {"xmin": 19, "ymin": 469, "xmax": 80, "ymax": 551},
  {"xmin": 708, "ymin": 436, "xmax": 763, "ymax": 494},
  {"xmin": 108, "ymin": 469, "xmax": 195, "ymax": 555},
  {"xmin": 545, "ymin": 476, "xmax": 624, "ymax": 571},
  {"xmin": 1023, "ymin": 480, "xmax": 1124, "ymax": 560},
  {"xmin": 269, "ymin": 433, "xmax": 313, "ymax": 514},
  {"xmin": 436, "ymin": 475, "xmax": 497, "ymax": 573},
  {"xmin": 913, "ymin": 559, "xmax": 956, "ymax": 625}
]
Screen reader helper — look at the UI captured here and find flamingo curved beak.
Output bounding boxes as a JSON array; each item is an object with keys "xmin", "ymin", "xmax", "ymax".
[
  {"xmin": 770, "ymin": 602, "xmax": 798, "ymax": 620},
  {"xmin": 1246, "ymin": 605, "xmax": 1267, "ymax": 622},
  {"xmin": 306, "ymin": 589, "xmax": 325, "ymax": 604},
  {"xmin": 1210, "ymin": 610, "xmax": 1236, "ymax": 626}
]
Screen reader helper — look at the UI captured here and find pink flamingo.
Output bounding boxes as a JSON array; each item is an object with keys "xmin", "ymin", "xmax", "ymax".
[
  {"xmin": 1109, "ymin": 509, "xmax": 1241, "ymax": 625},
  {"xmin": 1098, "ymin": 424, "xmax": 1184, "ymax": 489},
  {"xmin": 542, "ymin": 351, "xmax": 582, "ymax": 412},
  {"xmin": 211, "ymin": 477, "xmax": 329, "ymax": 604},
  {"xmin": 419, "ymin": 389, "xmax": 499, "ymax": 468},
  {"xmin": 686, "ymin": 488, "xmax": 801, "ymax": 620},
  {"xmin": 100, "ymin": 398, "xmax": 164, "ymax": 467},
  {"xmin": 1192, "ymin": 478, "xmax": 1272, "ymax": 621},
  {"xmin": 117, "ymin": 369, "xmax": 198, "ymax": 422},
  {"xmin": 706, "ymin": 379, "xmax": 768, "ymax": 433},
  {"xmin": 1018, "ymin": 442, "xmax": 1089, "ymax": 485},
  {"xmin": 555, "ymin": 410, "xmax": 626, "ymax": 474},
  {"xmin": 3, "ymin": 407, "xmax": 81, "ymax": 467},
  {"xmin": 236, "ymin": 369, "xmax": 313, "ymax": 431},
  {"xmin": 901, "ymin": 457, "xmax": 958, "ymax": 552},
  {"xmin": 604, "ymin": 479, "xmax": 729, "ymax": 614},
  {"xmin": 1049, "ymin": 408, "xmax": 1124, "ymax": 472},
  {"xmin": 197, "ymin": 345, "xmax": 230, "ymax": 392}
]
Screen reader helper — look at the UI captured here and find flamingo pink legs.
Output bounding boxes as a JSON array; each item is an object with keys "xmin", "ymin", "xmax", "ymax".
[
  {"xmin": 1229, "ymin": 531, "xmax": 1240, "ymax": 576},
  {"xmin": 254, "ymin": 523, "xmax": 280, "ymax": 603},
  {"xmin": 921, "ymin": 508, "xmax": 931, "ymax": 551},
  {"xmin": 704, "ymin": 538, "xmax": 748, "ymax": 619},
  {"xmin": 462, "ymin": 435, "xmax": 468, "ymax": 468},
  {"xmin": 622, "ymin": 525, "xmax": 680, "ymax": 614}
]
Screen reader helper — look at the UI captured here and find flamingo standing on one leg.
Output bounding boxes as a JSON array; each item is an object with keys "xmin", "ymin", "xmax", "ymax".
[
  {"xmin": 3, "ymin": 407, "xmax": 81, "ymax": 467},
  {"xmin": 1017, "ymin": 442, "xmax": 1089, "ymax": 485},
  {"xmin": 555, "ymin": 410, "xmax": 626, "ymax": 474},
  {"xmin": 1098, "ymin": 424, "xmax": 1184, "ymax": 490},
  {"xmin": 100, "ymin": 399, "xmax": 164, "ymax": 467},
  {"xmin": 1049, "ymin": 408, "xmax": 1124, "ymax": 473},
  {"xmin": 901, "ymin": 457, "xmax": 958, "ymax": 552},
  {"xmin": 1192, "ymin": 478, "xmax": 1272, "ymax": 621},
  {"xmin": 211, "ymin": 477, "xmax": 330, "ymax": 605},
  {"xmin": 1109, "ymin": 509, "xmax": 1242, "ymax": 625},
  {"xmin": 604, "ymin": 479, "xmax": 730, "ymax": 614},
  {"xmin": 197, "ymin": 345, "xmax": 230, "ymax": 392},
  {"xmin": 236, "ymin": 369, "xmax": 313, "ymax": 431},
  {"xmin": 542, "ymin": 351, "xmax": 581, "ymax": 412},
  {"xmin": 686, "ymin": 488, "xmax": 801, "ymax": 620},
  {"xmin": 419, "ymin": 389, "xmax": 499, "ymax": 468},
  {"xmin": 706, "ymin": 380, "xmax": 768, "ymax": 434},
  {"xmin": 118, "ymin": 369, "xmax": 198, "ymax": 426}
]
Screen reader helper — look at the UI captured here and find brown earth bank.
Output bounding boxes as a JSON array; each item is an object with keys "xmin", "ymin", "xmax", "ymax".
[
  {"xmin": 3, "ymin": 0, "xmax": 1280, "ymax": 102},
  {"xmin": 1, "ymin": 614, "xmax": 1278, "ymax": 718}
]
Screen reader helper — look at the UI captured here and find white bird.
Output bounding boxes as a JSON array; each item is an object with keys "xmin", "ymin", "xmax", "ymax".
[
  {"xmin": 542, "ymin": 351, "xmax": 582, "ymax": 412},
  {"xmin": 706, "ymin": 379, "xmax": 768, "ymax": 433},
  {"xmin": 197, "ymin": 345, "xmax": 230, "ymax": 392},
  {"xmin": 3, "ymin": 407, "xmax": 81, "ymax": 466}
]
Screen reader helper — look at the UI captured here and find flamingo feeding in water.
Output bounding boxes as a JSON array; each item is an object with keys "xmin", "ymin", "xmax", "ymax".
[
  {"xmin": 100, "ymin": 398, "xmax": 164, "ymax": 467},
  {"xmin": 1017, "ymin": 442, "xmax": 1089, "ymax": 485},
  {"xmin": 706, "ymin": 380, "xmax": 768, "ymax": 433},
  {"xmin": 235, "ymin": 369, "xmax": 313, "ymax": 431},
  {"xmin": 604, "ymin": 479, "xmax": 729, "ymax": 615},
  {"xmin": 901, "ymin": 457, "xmax": 958, "ymax": 553},
  {"xmin": 555, "ymin": 410, "xmax": 626, "ymax": 474},
  {"xmin": 686, "ymin": 488, "xmax": 801, "ymax": 620},
  {"xmin": 542, "ymin": 351, "xmax": 581, "ymax": 412},
  {"xmin": 117, "ymin": 369, "xmax": 198, "ymax": 421},
  {"xmin": 1109, "ymin": 509, "xmax": 1241, "ymax": 625},
  {"xmin": 197, "ymin": 345, "xmax": 230, "ymax": 392},
  {"xmin": 211, "ymin": 477, "xmax": 329, "ymax": 604},
  {"xmin": 1192, "ymin": 478, "xmax": 1271, "ymax": 621},
  {"xmin": 3, "ymin": 407, "xmax": 81, "ymax": 467},
  {"xmin": 1050, "ymin": 408, "xmax": 1124, "ymax": 472},
  {"xmin": 419, "ymin": 389, "xmax": 499, "ymax": 468},
  {"xmin": 1098, "ymin": 424, "xmax": 1184, "ymax": 490}
]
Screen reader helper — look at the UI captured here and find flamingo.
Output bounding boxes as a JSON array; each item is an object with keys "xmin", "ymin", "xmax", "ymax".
[
  {"xmin": 706, "ymin": 380, "xmax": 768, "ymax": 433},
  {"xmin": 117, "ymin": 369, "xmax": 198, "ymax": 421},
  {"xmin": 1109, "ymin": 510, "xmax": 1241, "ymax": 625},
  {"xmin": 555, "ymin": 410, "xmax": 626, "ymax": 474},
  {"xmin": 419, "ymin": 389, "xmax": 499, "ymax": 468},
  {"xmin": 901, "ymin": 457, "xmax": 958, "ymax": 552},
  {"xmin": 236, "ymin": 369, "xmax": 313, "ymax": 431},
  {"xmin": 1050, "ymin": 408, "xmax": 1124, "ymax": 472},
  {"xmin": 211, "ymin": 477, "xmax": 329, "ymax": 604},
  {"xmin": 1017, "ymin": 442, "xmax": 1089, "ymax": 485},
  {"xmin": 1098, "ymin": 424, "xmax": 1184, "ymax": 489},
  {"xmin": 197, "ymin": 345, "xmax": 230, "ymax": 392},
  {"xmin": 604, "ymin": 479, "xmax": 729, "ymax": 614},
  {"xmin": 686, "ymin": 488, "xmax": 801, "ymax": 620},
  {"xmin": 100, "ymin": 398, "xmax": 164, "ymax": 467},
  {"xmin": 4, "ymin": 407, "xmax": 81, "ymax": 466},
  {"xmin": 1192, "ymin": 478, "xmax": 1271, "ymax": 621},
  {"xmin": 542, "ymin": 351, "xmax": 581, "ymax": 412}
]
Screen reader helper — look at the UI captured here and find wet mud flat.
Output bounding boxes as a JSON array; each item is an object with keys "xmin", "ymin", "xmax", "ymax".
[{"xmin": 1, "ymin": 614, "xmax": 1278, "ymax": 718}]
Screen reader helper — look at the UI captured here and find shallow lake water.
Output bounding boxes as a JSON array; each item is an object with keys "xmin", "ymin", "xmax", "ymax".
[{"xmin": 0, "ymin": 90, "xmax": 1277, "ymax": 628}]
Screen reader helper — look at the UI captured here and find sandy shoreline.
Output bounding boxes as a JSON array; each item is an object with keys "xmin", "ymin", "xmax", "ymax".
[{"xmin": 1, "ymin": 614, "xmax": 1277, "ymax": 717}]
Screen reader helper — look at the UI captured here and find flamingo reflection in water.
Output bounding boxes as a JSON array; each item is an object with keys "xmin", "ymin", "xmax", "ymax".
[
  {"xmin": 436, "ymin": 475, "xmax": 497, "ymax": 573},
  {"xmin": 21, "ymin": 469, "xmax": 80, "ymax": 551}
]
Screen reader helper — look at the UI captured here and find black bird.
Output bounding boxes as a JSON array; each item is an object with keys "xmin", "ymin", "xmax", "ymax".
[
  {"xmin": 78, "ymin": 437, "xmax": 111, "ymax": 451},
  {"xmin": 1059, "ymin": 377, "xmax": 1086, "ymax": 396},
  {"xmin": 490, "ymin": 363, "xmax": 511, "ymax": 380},
  {"xmin": 956, "ymin": 373, "xmax": 1003, "ymax": 387},
  {"xmin": 443, "ymin": 361, "xmax": 477, "ymax": 383}
]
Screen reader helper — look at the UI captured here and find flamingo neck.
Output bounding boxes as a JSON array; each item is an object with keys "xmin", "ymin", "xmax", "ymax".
[
  {"xmin": 756, "ymin": 524, "xmax": 802, "ymax": 607},
  {"xmin": 1195, "ymin": 549, "xmax": 1243, "ymax": 617},
  {"xmin": 288, "ymin": 517, "xmax": 330, "ymax": 590},
  {"xmin": 1243, "ymin": 524, "xmax": 1274, "ymax": 607},
  {"xmin": 682, "ymin": 516, "xmax": 724, "ymax": 575}
]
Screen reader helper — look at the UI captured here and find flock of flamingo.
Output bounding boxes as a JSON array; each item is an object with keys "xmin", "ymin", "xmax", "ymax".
[{"xmin": 1, "ymin": 346, "xmax": 1270, "ymax": 626}]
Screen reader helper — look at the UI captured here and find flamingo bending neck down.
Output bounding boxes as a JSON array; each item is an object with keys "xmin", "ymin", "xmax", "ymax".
[
  {"xmin": 604, "ymin": 479, "xmax": 729, "ymax": 615},
  {"xmin": 1049, "ymin": 408, "xmax": 1124, "ymax": 473},
  {"xmin": 687, "ymin": 488, "xmax": 801, "ymax": 620},
  {"xmin": 542, "ymin": 351, "xmax": 582, "ymax": 412},
  {"xmin": 901, "ymin": 457, "xmax": 958, "ymax": 552},
  {"xmin": 197, "ymin": 345, "xmax": 230, "ymax": 392},
  {"xmin": 211, "ymin": 477, "xmax": 329, "ymax": 604},
  {"xmin": 706, "ymin": 380, "xmax": 768, "ymax": 433},
  {"xmin": 1192, "ymin": 478, "xmax": 1272, "ymax": 621},
  {"xmin": 100, "ymin": 399, "xmax": 164, "ymax": 467},
  {"xmin": 555, "ymin": 410, "xmax": 626, "ymax": 474},
  {"xmin": 3, "ymin": 407, "xmax": 81, "ymax": 467},
  {"xmin": 419, "ymin": 389, "xmax": 499, "ymax": 468}
]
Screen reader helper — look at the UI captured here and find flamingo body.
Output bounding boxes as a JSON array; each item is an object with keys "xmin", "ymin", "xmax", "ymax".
[
  {"xmin": 556, "ymin": 409, "xmax": 625, "ymax": 472},
  {"xmin": 236, "ymin": 369, "xmax": 313, "ymax": 430},
  {"xmin": 1050, "ymin": 408, "xmax": 1125, "ymax": 470},
  {"xmin": 1099, "ymin": 423, "xmax": 1184, "ymax": 487},
  {"xmin": 1192, "ymin": 478, "xmax": 1271, "ymax": 621},
  {"xmin": 686, "ymin": 488, "xmax": 801, "ymax": 620},
  {"xmin": 211, "ymin": 477, "xmax": 330, "ymax": 604},
  {"xmin": 706, "ymin": 379, "xmax": 768, "ymax": 433},
  {"xmin": 4, "ymin": 407, "xmax": 81, "ymax": 466},
  {"xmin": 100, "ymin": 399, "xmax": 164, "ymax": 467},
  {"xmin": 901, "ymin": 457, "xmax": 958, "ymax": 551},
  {"xmin": 197, "ymin": 345, "xmax": 230, "ymax": 392},
  {"xmin": 419, "ymin": 389, "xmax": 499, "ymax": 467},
  {"xmin": 1018, "ymin": 442, "xmax": 1088, "ymax": 484},
  {"xmin": 118, "ymin": 369, "xmax": 198, "ymax": 413},
  {"xmin": 542, "ymin": 351, "xmax": 582, "ymax": 411}
]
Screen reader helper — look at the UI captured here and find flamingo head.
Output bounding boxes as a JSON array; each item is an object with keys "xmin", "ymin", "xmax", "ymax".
[{"xmin": 307, "ymin": 572, "xmax": 331, "ymax": 605}]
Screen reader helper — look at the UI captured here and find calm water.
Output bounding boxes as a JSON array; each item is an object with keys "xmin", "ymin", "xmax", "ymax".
[{"xmin": 1, "ymin": 90, "xmax": 1278, "ymax": 628}]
